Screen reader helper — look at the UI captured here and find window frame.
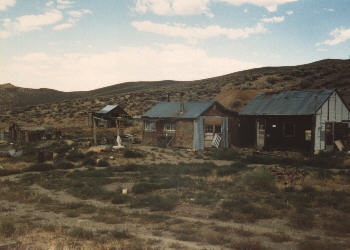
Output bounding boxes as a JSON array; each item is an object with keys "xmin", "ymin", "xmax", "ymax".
[
  {"xmin": 204, "ymin": 124, "xmax": 214, "ymax": 134},
  {"xmin": 283, "ymin": 122, "xmax": 296, "ymax": 137},
  {"xmin": 164, "ymin": 122, "xmax": 176, "ymax": 132},
  {"xmin": 144, "ymin": 120, "xmax": 156, "ymax": 132}
]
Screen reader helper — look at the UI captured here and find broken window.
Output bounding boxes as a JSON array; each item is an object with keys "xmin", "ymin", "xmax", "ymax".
[
  {"xmin": 305, "ymin": 130, "xmax": 312, "ymax": 141},
  {"xmin": 215, "ymin": 125, "xmax": 222, "ymax": 133},
  {"xmin": 164, "ymin": 122, "xmax": 176, "ymax": 132},
  {"xmin": 144, "ymin": 121, "xmax": 156, "ymax": 131},
  {"xmin": 205, "ymin": 124, "xmax": 214, "ymax": 133},
  {"xmin": 283, "ymin": 122, "xmax": 295, "ymax": 137}
]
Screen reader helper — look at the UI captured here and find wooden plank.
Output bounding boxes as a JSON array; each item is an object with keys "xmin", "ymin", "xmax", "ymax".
[{"xmin": 0, "ymin": 241, "xmax": 18, "ymax": 249}]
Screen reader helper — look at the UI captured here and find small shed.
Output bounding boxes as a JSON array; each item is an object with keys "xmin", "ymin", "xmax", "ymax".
[
  {"xmin": 142, "ymin": 101, "xmax": 238, "ymax": 149},
  {"xmin": 239, "ymin": 89, "xmax": 350, "ymax": 153},
  {"xmin": 90, "ymin": 105, "xmax": 130, "ymax": 128},
  {"xmin": 8, "ymin": 123, "xmax": 60, "ymax": 144},
  {"xmin": 89, "ymin": 105, "xmax": 131, "ymax": 146}
]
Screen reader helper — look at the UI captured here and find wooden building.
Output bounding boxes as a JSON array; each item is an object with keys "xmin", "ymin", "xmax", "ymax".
[
  {"xmin": 142, "ymin": 101, "xmax": 238, "ymax": 150},
  {"xmin": 8, "ymin": 123, "xmax": 60, "ymax": 144},
  {"xmin": 239, "ymin": 89, "xmax": 350, "ymax": 153},
  {"xmin": 89, "ymin": 105, "xmax": 131, "ymax": 145},
  {"xmin": 90, "ymin": 105, "xmax": 130, "ymax": 128}
]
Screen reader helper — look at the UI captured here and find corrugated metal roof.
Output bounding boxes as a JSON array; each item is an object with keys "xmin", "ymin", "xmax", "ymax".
[
  {"xmin": 143, "ymin": 101, "xmax": 215, "ymax": 119},
  {"xmin": 240, "ymin": 89, "xmax": 335, "ymax": 115},
  {"xmin": 96, "ymin": 105, "xmax": 118, "ymax": 114}
]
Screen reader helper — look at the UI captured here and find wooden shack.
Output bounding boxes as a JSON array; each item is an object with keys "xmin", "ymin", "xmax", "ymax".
[
  {"xmin": 142, "ymin": 101, "xmax": 238, "ymax": 149},
  {"xmin": 8, "ymin": 123, "xmax": 59, "ymax": 144},
  {"xmin": 89, "ymin": 105, "xmax": 131, "ymax": 145},
  {"xmin": 239, "ymin": 89, "xmax": 350, "ymax": 153}
]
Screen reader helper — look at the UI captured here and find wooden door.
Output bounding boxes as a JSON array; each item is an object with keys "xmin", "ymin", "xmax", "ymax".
[{"xmin": 257, "ymin": 119, "xmax": 265, "ymax": 150}]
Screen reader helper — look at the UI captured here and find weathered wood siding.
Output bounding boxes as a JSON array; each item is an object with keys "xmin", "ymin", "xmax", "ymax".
[
  {"xmin": 174, "ymin": 120, "xmax": 194, "ymax": 148},
  {"xmin": 314, "ymin": 91, "xmax": 350, "ymax": 151}
]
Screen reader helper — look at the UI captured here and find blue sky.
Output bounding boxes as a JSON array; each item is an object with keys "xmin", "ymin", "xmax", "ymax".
[{"xmin": 0, "ymin": 0, "xmax": 349, "ymax": 91}]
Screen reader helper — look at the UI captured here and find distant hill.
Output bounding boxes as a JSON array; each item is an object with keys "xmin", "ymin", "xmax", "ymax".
[{"xmin": 1, "ymin": 59, "xmax": 350, "ymax": 127}]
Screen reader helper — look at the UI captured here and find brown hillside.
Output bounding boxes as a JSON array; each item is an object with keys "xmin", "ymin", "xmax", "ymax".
[{"xmin": 1, "ymin": 59, "xmax": 349, "ymax": 128}]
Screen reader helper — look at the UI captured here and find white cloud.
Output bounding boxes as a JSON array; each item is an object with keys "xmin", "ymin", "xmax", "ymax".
[
  {"xmin": 132, "ymin": 21, "xmax": 266, "ymax": 42},
  {"xmin": 243, "ymin": 8, "xmax": 248, "ymax": 13},
  {"xmin": 0, "ymin": 0, "xmax": 15, "ymax": 11},
  {"xmin": 46, "ymin": 1, "xmax": 54, "ymax": 7},
  {"xmin": 286, "ymin": 10, "xmax": 293, "ymax": 15},
  {"xmin": 53, "ymin": 9, "xmax": 91, "ymax": 30},
  {"xmin": 134, "ymin": 0, "xmax": 213, "ymax": 17},
  {"xmin": 67, "ymin": 9, "xmax": 92, "ymax": 18},
  {"xmin": 261, "ymin": 16, "xmax": 285, "ymax": 23},
  {"xmin": 4, "ymin": 44, "xmax": 259, "ymax": 91},
  {"xmin": 317, "ymin": 27, "xmax": 350, "ymax": 46},
  {"xmin": 323, "ymin": 8, "xmax": 335, "ymax": 12},
  {"xmin": 57, "ymin": 0, "xmax": 73, "ymax": 9},
  {"xmin": 53, "ymin": 22, "xmax": 73, "ymax": 30},
  {"xmin": 0, "ymin": 9, "xmax": 63, "ymax": 37},
  {"xmin": 218, "ymin": 0, "xmax": 298, "ymax": 12}
]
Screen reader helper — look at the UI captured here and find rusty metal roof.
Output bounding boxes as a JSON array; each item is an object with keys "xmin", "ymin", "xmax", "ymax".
[
  {"xmin": 142, "ymin": 101, "xmax": 216, "ymax": 119},
  {"xmin": 96, "ymin": 105, "xmax": 119, "ymax": 114},
  {"xmin": 240, "ymin": 89, "xmax": 335, "ymax": 116}
]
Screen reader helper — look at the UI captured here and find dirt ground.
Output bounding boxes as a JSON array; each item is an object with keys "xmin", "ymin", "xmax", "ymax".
[{"xmin": 1, "ymin": 145, "xmax": 350, "ymax": 250}]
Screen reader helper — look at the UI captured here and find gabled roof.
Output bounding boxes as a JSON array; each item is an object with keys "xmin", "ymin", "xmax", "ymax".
[
  {"xmin": 240, "ymin": 89, "xmax": 336, "ymax": 116},
  {"xmin": 94, "ymin": 105, "xmax": 130, "ymax": 119},
  {"xmin": 142, "ymin": 101, "xmax": 216, "ymax": 119},
  {"xmin": 96, "ymin": 105, "xmax": 119, "ymax": 114}
]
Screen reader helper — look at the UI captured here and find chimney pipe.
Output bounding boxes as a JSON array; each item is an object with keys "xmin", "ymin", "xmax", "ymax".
[{"xmin": 180, "ymin": 92, "xmax": 184, "ymax": 114}]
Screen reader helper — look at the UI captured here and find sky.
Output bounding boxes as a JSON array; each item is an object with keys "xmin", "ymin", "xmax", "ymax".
[{"xmin": 0, "ymin": 0, "xmax": 350, "ymax": 91}]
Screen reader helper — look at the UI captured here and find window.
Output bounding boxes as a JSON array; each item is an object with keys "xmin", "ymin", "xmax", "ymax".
[
  {"xmin": 215, "ymin": 125, "xmax": 222, "ymax": 133},
  {"xmin": 305, "ymin": 130, "xmax": 312, "ymax": 141},
  {"xmin": 283, "ymin": 122, "xmax": 295, "ymax": 137},
  {"xmin": 144, "ymin": 121, "xmax": 156, "ymax": 131},
  {"xmin": 205, "ymin": 124, "xmax": 214, "ymax": 133},
  {"xmin": 164, "ymin": 122, "xmax": 176, "ymax": 132}
]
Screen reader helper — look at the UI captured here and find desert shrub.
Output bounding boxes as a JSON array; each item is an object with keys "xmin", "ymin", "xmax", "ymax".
[
  {"xmin": 123, "ymin": 149, "xmax": 144, "ymax": 158},
  {"xmin": 55, "ymin": 142, "xmax": 70, "ymax": 155},
  {"xmin": 231, "ymin": 100, "xmax": 242, "ymax": 109},
  {"xmin": 289, "ymin": 208, "xmax": 314, "ymax": 230},
  {"xmin": 0, "ymin": 216, "xmax": 16, "ymax": 237},
  {"xmin": 112, "ymin": 194, "xmax": 129, "ymax": 204},
  {"xmin": 217, "ymin": 161, "xmax": 247, "ymax": 177},
  {"xmin": 212, "ymin": 148, "xmax": 241, "ymax": 161},
  {"xmin": 244, "ymin": 154, "xmax": 298, "ymax": 166},
  {"xmin": 180, "ymin": 162, "xmax": 214, "ymax": 176},
  {"xmin": 116, "ymin": 164, "xmax": 144, "ymax": 172},
  {"xmin": 27, "ymin": 163, "xmax": 53, "ymax": 172},
  {"xmin": 69, "ymin": 227, "xmax": 94, "ymax": 239},
  {"xmin": 310, "ymin": 154, "xmax": 343, "ymax": 169},
  {"xmin": 266, "ymin": 77, "xmax": 277, "ymax": 85},
  {"xmin": 193, "ymin": 191, "xmax": 219, "ymax": 205},
  {"xmin": 316, "ymin": 169, "xmax": 332, "ymax": 180},
  {"xmin": 298, "ymin": 240, "xmax": 347, "ymax": 250},
  {"xmin": 97, "ymin": 159, "xmax": 110, "ymax": 167},
  {"xmin": 82, "ymin": 158, "xmax": 96, "ymax": 166},
  {"xmin": 54, "ymin": 161, "xmax": 74, "ymax": 170},
  {"xmin": 323, "ymin": 215, "xmax": 350, "ymax": 235},
  {"xmin": 242, "ymin": 168, "xmax": 276, "ymax": 191},
  {"xmin": 132, "ymin": 182, "xmax": 160, "ymax": 194},
  {"xmin": 66, "ymin": 151, "xmax": 85, "ymax": 162},
  {"xmin": 111, "ymin": 229, "xmax": 130, "ymax": 239},
  {"xmin": 130, "ymin": 194, "xmax": 178, "ymax": 211},
  {"xmin": 229, "ymin": 240, "xmax": 268, "ymax": 250},
  {"xmin": 0, "ymin": 169, "xmax": 21, "ymax": 177},
  {"xmin": 222, "ymin": 196, "xmax": 272, "ymax": 222}
]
